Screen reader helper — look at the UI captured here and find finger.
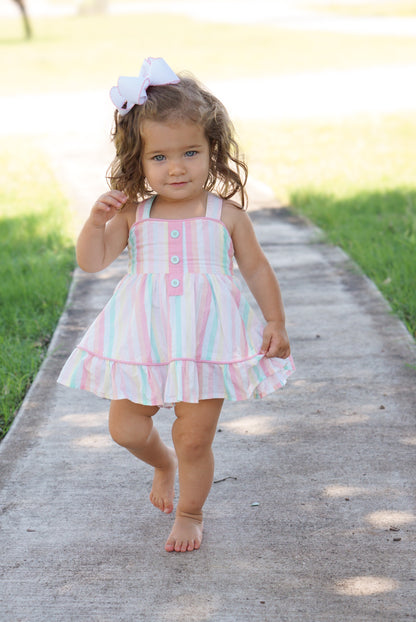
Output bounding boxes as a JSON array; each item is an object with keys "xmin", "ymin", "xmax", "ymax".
[
  {"xmin": 110, "ymin": 190, "xmax": 128, "ymax": 208},
  {"xmin": 260, "ymin": 333, "xmax": 272, "ymax": 355},
  {"xmin": 101, "ymin": 191, "xmax": 127, "ymax": 207},
  {"xmin": 267, "ymin": 341, "xmax": 291, "ymax": 359},
  {"xmin": 95, "ymin": 197, "xmax": 123, "ymax": 213},
  {"xmin": 111, "ymin": 190, "xmax": 127, "ymax": 199}
]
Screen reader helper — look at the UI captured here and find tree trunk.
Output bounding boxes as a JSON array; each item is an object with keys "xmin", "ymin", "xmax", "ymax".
[{"xmin": 13, "ymin": 0, "xmax": 32, "ymax": 39}]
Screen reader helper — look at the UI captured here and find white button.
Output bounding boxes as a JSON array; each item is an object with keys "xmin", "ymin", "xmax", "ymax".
[
  {"xmin": 171, "ymin": 278, "xmax": 180, "ymax": 288},
  {"xmin": 170, "ymin": 255, "xmax": 180, "ymax": 264},
  {"xmin": 170, "ymin": 229, "xmax": 180, "ymax": 239}
]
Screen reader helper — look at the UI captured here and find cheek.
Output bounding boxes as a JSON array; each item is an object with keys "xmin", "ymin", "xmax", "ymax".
[
  {"xmin": 198, "ymin": 155, "xmax": 210, "ymax": 174},
  {"xmin": 143, "ymin": 162, "xmax": 157, "ymax": 180}
]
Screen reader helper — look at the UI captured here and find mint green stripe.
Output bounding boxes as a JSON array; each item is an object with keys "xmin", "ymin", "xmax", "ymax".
[
  {"xmin": 240, "ymin": 296, "xmax": 250, "ymax": 326},
  {"xmin": 221, "ymin": 228, "xmax": 229, "ymax": 273},
  {"xmin": 128, "ymin": 230, "xmax": 136, "ymax": 274}
]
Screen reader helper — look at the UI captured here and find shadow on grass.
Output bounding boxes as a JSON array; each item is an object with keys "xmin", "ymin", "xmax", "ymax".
[{"xmin": 289, "ymin": 186, "xmax": 416, "ymax": 339}]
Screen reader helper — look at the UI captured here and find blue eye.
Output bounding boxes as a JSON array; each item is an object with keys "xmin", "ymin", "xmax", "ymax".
[
  {"xmin": 185, "ymin": 150, "xmax": 197, "ymax": 157},
  {"xmin": 153, "ymin": 154, "xmax": 166, "ymax": 162}
]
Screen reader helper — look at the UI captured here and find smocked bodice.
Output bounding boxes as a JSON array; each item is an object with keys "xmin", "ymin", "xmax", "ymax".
[{"xmin": 127, "ymin": 195, "xmax": 234, "ymax": 297}]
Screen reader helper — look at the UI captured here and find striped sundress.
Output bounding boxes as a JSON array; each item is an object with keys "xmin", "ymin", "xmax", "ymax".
[{"xmin": 58, "ymin": 192, "xmax": 294, "ymax": 406}]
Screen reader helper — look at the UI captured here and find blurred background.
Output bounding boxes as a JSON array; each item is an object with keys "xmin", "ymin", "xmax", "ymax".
[{"xmin": 1, "ymin": 0, "xmax": 415, "ymax": 437}]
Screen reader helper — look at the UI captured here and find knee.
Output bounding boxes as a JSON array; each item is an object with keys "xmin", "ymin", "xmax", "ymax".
[
  {"xmin": 108, "ymin": 415, "xmax": 133, "ymax": 449},
  {"xmin": 108, "ymin": 417, "xmax": 131, "ymax": 449},
  {"xmin": 108, "ymin": 409, "xmax": 152, "ymax": 450},
  {"xmin": 173, "ymin": 429, "xmax": 211, "ymax": 461}
]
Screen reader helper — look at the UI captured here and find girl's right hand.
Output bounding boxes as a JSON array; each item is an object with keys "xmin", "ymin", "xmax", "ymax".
[{"xmin": 89, "ymin": 190, "xmax": 127, "ymax": 227}]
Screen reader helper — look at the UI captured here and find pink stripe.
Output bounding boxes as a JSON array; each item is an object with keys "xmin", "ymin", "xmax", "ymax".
[
  {"xmin": 167, "ymin": 221, "xmax": 183, "ymax": 296},
  {"xmin": 136, "ymin": 202, "xmax": 146, "ymax": 221},
  {"xmin": 232, "ymin": 285, "xmax": 245, "ymax": 357},
  {"xmin": 93, "ymin": 312, "xmax": 105, "ymax": 354},
  {"xmin": 207, "ymin": 362, "xmax": 215, "ymax": 397},
  {"xmin": 195, "ymin": 220, "xmax": 204, "ymax": 272},
  {"xmin": 76, "ymin": 346, "xmax": 263, "ymax": 366},
  {"xmin": 79, "ymin": 358, "xmax": 89, "ymax": 390},
  {"xmin": 131, "ymin": 217, "xmax": 233, "ymax": 251},
  {"xmin": 229, "ymin": 363, "xmax": 243, "ymax": 400},
  {"xmin": 147, "ymin": 365, "xmax": 161, "ymax": 400},
  {"xmin": 186, "ymin": 220, "xmax": 194, "ymax": 274}
]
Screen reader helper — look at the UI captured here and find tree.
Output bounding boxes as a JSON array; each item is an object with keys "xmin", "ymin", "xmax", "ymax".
[{"xmin": 12, "ymin": 0, "xmax": 32, "ymax": 39}]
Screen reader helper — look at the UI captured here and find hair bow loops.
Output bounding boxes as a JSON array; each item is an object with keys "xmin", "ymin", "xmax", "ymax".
[{"xmin": 110, "ymin": 57, "xmax": 180, "ymax": 115}]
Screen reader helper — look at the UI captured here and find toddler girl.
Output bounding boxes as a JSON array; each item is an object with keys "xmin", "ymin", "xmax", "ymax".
[{"xmin": 58, "ymin": 57, "xmax": 294, "ymax": 553}]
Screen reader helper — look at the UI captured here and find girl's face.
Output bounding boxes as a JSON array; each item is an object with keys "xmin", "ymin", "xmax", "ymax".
[{"xmin": 141, "ymin": 119, "xmax": 210, "ymax": 203}]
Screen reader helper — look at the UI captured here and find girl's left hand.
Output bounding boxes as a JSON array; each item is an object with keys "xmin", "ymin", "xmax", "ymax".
[{"xmin": 260, "ymin": 321, "xmax": 291, "ymax": 359}]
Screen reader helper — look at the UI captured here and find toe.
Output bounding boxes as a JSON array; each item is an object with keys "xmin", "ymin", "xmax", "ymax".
[
  {"xmin": 165, "ymin": 533, "xmax": 175, "ymax": 552},
  {"xmin": 164, "ymin": 502, "xmax": 173, "ymax": 514},
  {"xmin": 174, "ymin": 540, "xmax": 186, "ymax": 553},
  {"xmin": 150, "ymin": 493, "xmax": 161, "ymax": 511}
]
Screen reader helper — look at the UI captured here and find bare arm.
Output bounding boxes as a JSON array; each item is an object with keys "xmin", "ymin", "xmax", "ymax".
[
  {"xmin": 76, "ymin": 190, "xmax": 129, "ymax": 273},
  {"xmin": 225, "ymin": 204, "xmax": 291, "ymax": 359}
]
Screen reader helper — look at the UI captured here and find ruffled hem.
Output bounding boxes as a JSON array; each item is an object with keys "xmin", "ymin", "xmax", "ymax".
[{"xmin": 57, "ymin": 349, "xmax": 295, "ymax": 407}]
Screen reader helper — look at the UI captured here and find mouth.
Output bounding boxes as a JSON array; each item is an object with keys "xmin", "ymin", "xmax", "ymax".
[{"xmin": 169, "ymin": 181, "xmax": 188, "ymax": 187}]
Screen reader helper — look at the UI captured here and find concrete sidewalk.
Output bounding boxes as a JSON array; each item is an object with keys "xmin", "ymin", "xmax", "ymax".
[{"xmin": 1, "ymin": 136, "xmax": 416, "ymax": 619}]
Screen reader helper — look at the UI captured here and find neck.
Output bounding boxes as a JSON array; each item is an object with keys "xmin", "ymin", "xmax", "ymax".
[{"xmin": 151, "ymin": 191, "xmax": 208, "ymax": 219}]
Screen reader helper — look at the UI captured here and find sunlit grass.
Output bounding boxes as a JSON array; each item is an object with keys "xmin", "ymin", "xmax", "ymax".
[
  {"xmin": 238, "ymin": 113, "xmax": 416, "ymax": 338},
  {"xmin": 0, "ymin": 138, "xmax": 75, "ymax": 438},
  {"xmin": 1, "ymin": 14, "xmax": 416, "ymax": 94}
]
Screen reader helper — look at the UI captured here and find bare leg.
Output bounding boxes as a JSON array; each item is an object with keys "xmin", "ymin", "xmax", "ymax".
[
  {"xmin": 165, "ymin": 398, "xmax": 224, "ymax": 553},
  {"xmin": 109, "ymin": 399, "xmax": 177, "ymax": 514}
]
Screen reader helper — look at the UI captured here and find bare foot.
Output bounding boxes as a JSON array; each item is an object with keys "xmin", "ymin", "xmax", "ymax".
[
  {"xmin": 149, "ymin": 448, "xmax": 177, "ymax": 514},
  {"xmin": 165, "ymin": 512, "xmax": 203, "ymax": 552}
]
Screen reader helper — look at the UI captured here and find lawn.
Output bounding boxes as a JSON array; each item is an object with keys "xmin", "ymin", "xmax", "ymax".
[
  {"xmin": 0, "ymin": 139, "xmax": 75, "ymax": 439},
  {"xmin": 238, "ymin": 113, "xmax": 416, "ymax": 338},
  {"xmin": 1, "ymin": 13, "xmax": 416, "ymax": 92}
]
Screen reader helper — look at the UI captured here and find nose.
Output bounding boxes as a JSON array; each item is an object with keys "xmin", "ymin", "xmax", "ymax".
[{"xmin": 168, "ymin": 158, "xmax": 185, "ymax": 176}]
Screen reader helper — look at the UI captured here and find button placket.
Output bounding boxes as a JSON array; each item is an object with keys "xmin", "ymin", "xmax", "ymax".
[{"xmin": 167, "ymin": 223, "xmax": 183, "ymax": 296}]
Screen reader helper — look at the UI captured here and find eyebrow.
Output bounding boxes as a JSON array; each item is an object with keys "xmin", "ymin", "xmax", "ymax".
[{"xmin": 144, "ymin": 144, "xmax": 205, "ymax": 156}]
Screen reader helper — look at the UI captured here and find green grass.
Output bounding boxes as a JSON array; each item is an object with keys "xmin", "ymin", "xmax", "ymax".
[
  {"xmin": 2, "ymin": 14, "xmax": 416, "ymax": 94},
  {"xmin": 0, "ymin": 139, "xmax": 75, "ymax": 439},
  {"xmin": 238, "ymin": 113, "xmax": 416, "ymax": 338},
  {"xmin": 290, "ymin": 187, "xmax": 416, "ymax": 334}
]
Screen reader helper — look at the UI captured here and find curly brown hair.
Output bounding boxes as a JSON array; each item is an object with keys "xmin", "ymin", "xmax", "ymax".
[{"xmin": 107, "ymin": 75, "xmax": 248, "ymax": 208}]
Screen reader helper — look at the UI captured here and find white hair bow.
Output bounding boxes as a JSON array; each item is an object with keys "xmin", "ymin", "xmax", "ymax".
[{"xmin": 110, "ymin": 57, "xmax": 180, "ymax": 116}]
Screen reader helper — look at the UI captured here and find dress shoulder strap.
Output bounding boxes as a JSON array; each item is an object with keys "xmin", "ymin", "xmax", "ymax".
[
  {"xmin": 205, "ymin": 192, "xmax": 223, "ymax": 220},
  {"xmin": 135, "ymin": 196, "xmax": 156, "ymax": 221}
]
